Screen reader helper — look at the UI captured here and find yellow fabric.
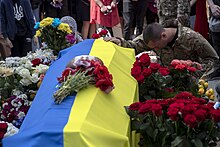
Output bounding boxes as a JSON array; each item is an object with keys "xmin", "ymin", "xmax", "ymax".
[{"xmin": 64, "ymin": 39, "xmax": 139, "ymax": 147}]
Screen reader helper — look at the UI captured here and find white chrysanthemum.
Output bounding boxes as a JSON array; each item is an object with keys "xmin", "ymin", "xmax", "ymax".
[
  {"xmin": 18, "ymin": 68, "xmax": 31, "ymax": 78},
  {"xmin": 18, "ymin": 94, "xmax": 28, "ymax": 100},
  {"xmin": 20, "ymin": 78, "xmax": 32, "ymax": 86},
  {"xmin": 17, "ymin": 112, "xmax": 25, "ymax": 119}
]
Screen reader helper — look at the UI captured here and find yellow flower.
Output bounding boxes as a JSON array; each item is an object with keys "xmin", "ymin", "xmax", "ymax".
[
  {"xmin": 198, "ymin": 79, "xmax": 205, "ymax": 85},
  {"xmin": 37, "ymin": 80, "xmax": 42, "ymax": 88},
  {"xmin": 198, "ymin": 84, "xmax": 204, "ymax": 89},
  {"xmin": 203, "ymin": 82, "xmax": 208, "ymax": 88},
  {"xmin": 209, "ymin": 95, "xmax": 215, "ymax": 101},
  {"xmin": 39, "ymin": 17, "xmax": 53, "ymax": 27},
  {"xmin": 205, "ymin": 90, "xmax": 212, "ymax": 97},
  {"xmin": 209, "ymin": 88, "xmax": 214, "ymax": 95},
  {"xmin": 35, "ymin": 30, "xmax": 41, "ymax": 37},
  {"xmin": 198, "ymin": 88, "xmax": 205, "ymax": 95},
  {"xmin": 57, "ymin": 23, "xmax": 65, "ymax": 31}
]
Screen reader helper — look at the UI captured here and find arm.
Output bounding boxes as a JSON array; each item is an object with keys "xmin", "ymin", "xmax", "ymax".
[{"xmin": 208, "ymin": 0, "xmax": 220, "ymax": 18}]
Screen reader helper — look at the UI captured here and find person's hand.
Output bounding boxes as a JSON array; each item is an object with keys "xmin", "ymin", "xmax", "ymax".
[
  {"xmin": 33, "ymin": 36, "xmax": 39, "ymax": 46},
  {"xmin": 210, "ymin": 4, "xmax": 220, "ymax": 18},
  {"xmin": 104, "ymin": 37, "xmax": 121, "ymax": 45},
  {"xmin": 5, "ymin": 38, "xmax": 13, "ymax": 48},
  {"xmin": 110, "ymin": 1, "xmax": 116, "ymax": 8},
  {"xmin": 100, "ymin": 5, "xmax": 108, "ymax": 13},
  {"xmin": 177, "ymin": 14, "xmax": 188, "ymax": 25}
]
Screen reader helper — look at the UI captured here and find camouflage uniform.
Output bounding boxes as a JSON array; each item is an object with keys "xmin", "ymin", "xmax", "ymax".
[
  {"xmin": 117, "ymin": 26, "xmax": 219, "ymax": 78},
  {"xmin": 157, "ymin": 0, "xmax": 191, "ymax": 27}
]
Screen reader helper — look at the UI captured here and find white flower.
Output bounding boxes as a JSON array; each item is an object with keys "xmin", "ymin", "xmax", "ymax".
[
  {"xmin": 30, "ymin": 73, "xmax": 39, "ymax": 83},
  {"xmin": 17, "ymin": 112, "xmax": 25, "ymax": 119},
  {"xmin": 36, "ymin": 64, "xmax": 49, "ymax": 74},
  {"xmin": 24, "ymin": 60, "xmax": 33, "ymax": 69},
  {"xmin": 20, "ymin": 78, "xmax": 32, "ymax": 86},
  {"xmin": 12, "ymin": 89, "xmax": 23, "ymax": 96},
  {"xmin": 18, "ymin": 68, "xmax": 31, "ymax": 78},
  {"xmin": 4, "ymin": 122, "xmax": 19, "ymax": 138}
]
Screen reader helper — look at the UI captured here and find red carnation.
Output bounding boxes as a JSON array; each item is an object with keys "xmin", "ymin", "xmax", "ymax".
[
  {"xmin": 131, "ymin": 66, "xmax": 142, "ymax": 77},
  {"xmin": 175, "ymin": 64, "xmax": 186, "ymax": 71},
  {"xmin": 129, "ymin": 102, "xmax": 143, "ymax": 111},
  {"xmin": 95, "ymin": 78, "xmax": 114, "ymax": 92},
  {"xmin": 139, "ymin": 53, "xmax": 151, "ymax": 67},
  {"xmin": 184, "ymin": 114, "xmax": 197, "ymax": 128},
  {"xmin": 142, "ymin": 68, "xmax": 152, "ymax": 77},
  {"xmin": 57, "ymin": 68, "xmax": 76, "ymax": 82}
]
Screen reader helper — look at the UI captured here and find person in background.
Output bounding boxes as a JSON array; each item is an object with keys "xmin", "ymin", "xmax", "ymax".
[
  {"xmin": 146, "ymin": 0, "xmax": 158, "ymax": 25},
  {"xmin": 157, "ymin": 0, "xmax": 191, "ymax": 27},
  {"xmin": 123, "ymin": 0, "xmax": 148, "ymax": 40},
  {"xmin": 60, "ymin": 16, "xmax": 83, "ymax": 44},
  {"xmin": 43, "ymin": 0, "xmax": 69, "ymax": 18},
  {"xmin": 190, "ymin": 0, "xmax": 196, "ymax": 29},
  {"xmin": 90, "ymin": 0, "xmax": 120, "ymax": 36},
  {"xmin": 105, "ymin": 23, "xmax": 219, "ymax": 80},
  {"xmin": 76, "ymin": 0, "xmax": 96, "ymax": 39},
  {"xmin": 1, "ymin": 0, "xmax": 38, "ymax": 57},
  {"xmin": 0, "ymin": 0, "xmax": 11, "ymax": 60},
  {"xmin": 208, "ymin": 0, "xmax": 220, "ymax": 79}
]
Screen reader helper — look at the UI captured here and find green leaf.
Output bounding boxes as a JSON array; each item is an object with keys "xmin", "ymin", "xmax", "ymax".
[
  {"xmin": 191, "ymin": 139, "xmax": 203, "ymax": 147},
  {"xmin": 196, "ymin": 132, "xmax": 206, "ymax": 140},
  {"xmin": 131, "ymin": 120, "xmax": 141, "ymax": 131},
  {"xmin": 171, "ymin": 136, "xmax": 183, "ymax": 147},
  {"xmin": 153, "ymin": 129, "xmax": 158, "ymax": 142},
  {"xmin": 140, "ymin": 122, "xmax": 150, "ymax": 131}
]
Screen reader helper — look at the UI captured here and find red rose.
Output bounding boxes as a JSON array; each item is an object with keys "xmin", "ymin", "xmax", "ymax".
[
  {"xmin": 133, "ymin": 60, "xmax": 140, "ymax": 67},
  {"xmin": 131, "ymin": 66, "xmax": 142, "ymax": 77},
  {"xmin": 187, "ymin": 67, "xmax": 197, "ymax": 72},
  {"xmin": 167, "ymin": 108, "xmax": 179, "ymax": 121},
  {"xmin": 139, "ymin": 53, "xmax": 151, "ymax": 67},
  {"xmin": 175, "ymin": 91, "xmax": 193, "ymax": 100},
  {"xmin": 150, "ymin": 63, "xmax": 160, "ymax": 72},
  {"xmin": 99, "ymin": 29, "xmax": 108, "ymax": 36},
  {"xmin": 192, "ymin": 97, "xmax": 206, "ymax": 104},
  {"xmin": 211, "ymin": 109, "xmax": 220, "ymax": 123},
  {"xmin": 170, "ymin": 59, "xmax": 181, "ymax": 68},
  {"xmin": 139, "ymin": 103, "xmax": 151, "ymax": 114},
  {"xmin": 94, "ymin": 65, "xmax": 112, "ymax": 80},
  {"xmin": 146, "ymin": 99, "xmax": 158, "ymax": 104},
  {"xmin": 31, "ymin": 58, "xmax": 42, "ymax": 67},
  {"xmin": 135, "ymin": 74, "xmax": 145, "ymax": 83},
  {"xmin": 92, "ymin": 33, "xmax": 100, "ymax": 39},
  {"xmin": 175, "ymin": 64, "xmax": 186, "ymax": 71},
  {"xmin": 194, "ymin": 109, "xmax": 206, "ymax": 122},
  {"xmin": 181, "ymin": 105, "xmax": 195, "ymax": 117},
  {"xmin": 184, "ymin": 114, "xmax": 197, "ymax": 128},
  {"xmin": 129, "ymin": 102, "xmax": 143, "ymax": 111},
  {"xmin": 142, "ymin": 68, "xmax": 152, "ymax": 77},
  {"xmin": 151, "ymin": 104, "xmax": 162, "ymax": 116},
  {"xmin": 158, "ymin": 67, "xmax": 170, "ymax": 76}
]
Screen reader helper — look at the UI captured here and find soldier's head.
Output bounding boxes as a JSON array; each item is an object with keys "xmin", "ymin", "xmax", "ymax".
[{"xmin": 143, "ymin": 23, "xmax": 168, "ymax": 50}]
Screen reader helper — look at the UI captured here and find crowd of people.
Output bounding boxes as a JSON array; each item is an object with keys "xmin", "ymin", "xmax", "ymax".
[{"xmin": 0, "ymin": 0, "xmax": 220, "ymax": 81}]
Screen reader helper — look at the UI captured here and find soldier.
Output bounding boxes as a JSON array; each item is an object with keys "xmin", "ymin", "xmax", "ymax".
[
  {"xmin": 157, "ymin": 0, "xmax": 191, "ymax": 27},
  {"xmin": 105, "ymin": 23, "xmax": 219, "ymax": 80}
]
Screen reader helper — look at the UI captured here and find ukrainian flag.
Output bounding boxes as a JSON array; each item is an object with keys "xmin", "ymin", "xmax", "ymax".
[{"xmin": 3, "ymin": 39, "xmax": 138, "ymax": 147}]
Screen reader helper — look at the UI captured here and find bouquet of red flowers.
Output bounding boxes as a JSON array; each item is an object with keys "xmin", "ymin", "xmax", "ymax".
[
  {"xmin": 53, "ymin": 55, "xmax": 114, "ymax": 104},
  {"xmin": 131, "ymin": 53, "xmax": 203, "ymax": 101},
  {"xmin": 92, "ymin": 28, "xmax": 111, "ymax": 39},
  {"xmin": 126, "ymin": 92, "xmax": 220, "ymax": 147}
]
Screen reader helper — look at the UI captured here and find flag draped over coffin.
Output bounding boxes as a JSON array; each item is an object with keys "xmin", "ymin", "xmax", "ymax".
[{"xmin": 3, "ymin": 39, "xmax": 138, "ymax": 147}]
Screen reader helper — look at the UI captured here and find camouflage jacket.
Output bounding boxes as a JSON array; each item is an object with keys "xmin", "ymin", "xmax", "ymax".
[
  {"xmin": 118, "ymin": 26, "xmax": 219, "ymax": 77},
  {"xmin": 157, "ymin": 0, "xmax": 191, "ymax": 27}
]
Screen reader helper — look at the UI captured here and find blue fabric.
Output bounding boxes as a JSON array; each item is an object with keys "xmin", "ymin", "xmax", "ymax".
[{"xmin": 3, "ymin": 40, "xmax": 95, "ymax": 147}]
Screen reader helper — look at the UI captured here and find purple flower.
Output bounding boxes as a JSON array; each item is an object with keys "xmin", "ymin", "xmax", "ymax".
[
  {"xmin": 66, "ymin": 34, "xmax": 76, "ymax": 44},
  {"xmin": 50, "ymin": 1, "xmax": 63, "ymax": 9}
]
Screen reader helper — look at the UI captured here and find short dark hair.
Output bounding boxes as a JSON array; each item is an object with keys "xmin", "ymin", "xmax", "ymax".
[{"xmin": 143, "ymin": 23, "xmax": 165, "ymax": 44}]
